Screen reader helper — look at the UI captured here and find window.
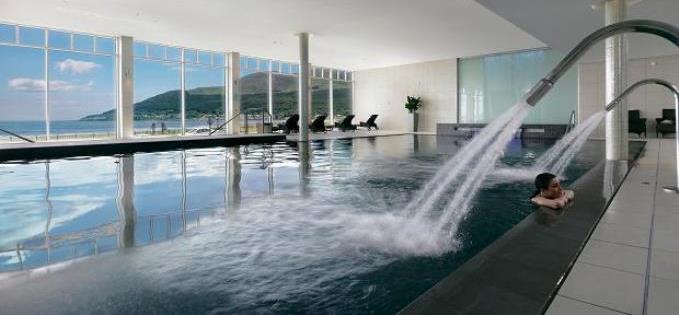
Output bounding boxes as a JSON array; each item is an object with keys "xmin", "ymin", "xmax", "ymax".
[
  {"xmin": 0, "ymin": 25, "xmax": 116, "ymax": 143},
  {"xmin": 333, "ymin": 81, "xmax": 352, "ymax": 121},
  {"xmin": 133, "ymin": 58, "xmax": 181, "ymax": 136},
  {"xmin": 311, "ymin": 78, "xmax": 330, "ymax": 124},
  {"xmin": 48, "ymin": 50, "xmax": 116, "ymax": 140},
  {"xmin": 0, "ymin": 46, "xmax": 45, "ymax": 142},
  {"xmin": 240, "ymin": 56, "xmax": 268, "ymax": 132},
  {"xmin": 185, "ymin": 64, "xmax": 225, "ymax": 134},
  {"xmin": 272, "ymin": 74, "xmax": 298, "ymax": 124}
]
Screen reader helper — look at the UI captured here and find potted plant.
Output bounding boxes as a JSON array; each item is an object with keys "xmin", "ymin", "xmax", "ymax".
[{"xmin": 405, "ymin": 96, "xmax": 423, "ymax": 132}]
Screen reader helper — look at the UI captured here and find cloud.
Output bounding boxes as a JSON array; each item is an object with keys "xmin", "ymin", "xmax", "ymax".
[
  {"xmin": 8, "ymin": 78, "xmax": 93, "ymax": 92},
  {"xmin": 56, "ymin": 59, "xmax": 102, "ymax": 74}
]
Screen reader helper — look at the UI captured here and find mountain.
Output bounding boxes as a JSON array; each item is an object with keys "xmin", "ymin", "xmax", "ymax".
[{"xmin": 80, "ymin": 73, "xmax": 351, "ymax": 121}]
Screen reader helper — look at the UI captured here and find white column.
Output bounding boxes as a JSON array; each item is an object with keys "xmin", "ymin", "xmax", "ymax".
[
  {"xmin": 329, "ymin": 78, "xmax": 334, "ymax": 126},
  {"xmin": 604, "ymin": 0, "xmax": 628, "ymax": 161},
  {"xmin": 298, "ymin": 33, "xmax": 311, "ymax": 141},
  {"xmin": 180, "ymin": 49, "xmax": 186, "ymax": 135},
  {"xmin": 116, "ymin": 155, "xmax": 136, "ymax": 248},
  {"xmin": 117, "ymin": 36, "xmax": 134, "ymax": 139},
  {"xmin": 267, "ymin": 65, "xmax": 273, "ymax": 115},
  {"xmin": 228, "ymin": 53, "xmax": 241, "ymax": 134}
]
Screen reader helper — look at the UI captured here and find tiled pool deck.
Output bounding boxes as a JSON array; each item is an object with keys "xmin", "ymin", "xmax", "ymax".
[{"xmin": 548, "ymin": 139, "xmax": 679, "ymax": 315}]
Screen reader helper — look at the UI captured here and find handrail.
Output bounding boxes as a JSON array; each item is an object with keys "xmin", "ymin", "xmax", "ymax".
[
  {"xmin": 565, "ymin": 110, "xmax": 577, "ymax": 133},
  {"xmin": 209, "ymin": 108, "xmax": 273, "ymax": 135},
  {"xmin": 523, "ymin": 19, "xmax": 679, "ymax": 106},
  {"xmin": 604, "ymin": 78, "xmax": 679, "ymax": 193},
  {"xmin": 0, "ymin": 127, "xmax": 35, "ymax": 143}
]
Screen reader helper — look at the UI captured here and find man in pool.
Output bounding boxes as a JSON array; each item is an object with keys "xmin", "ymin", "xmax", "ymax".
[{"xmin": 530, "ymin": 173, "xmax": 575, "ymax": 209}]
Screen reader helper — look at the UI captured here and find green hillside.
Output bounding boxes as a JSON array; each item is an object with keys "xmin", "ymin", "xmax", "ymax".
[{"xmin": 80, "ymin": 73, "xmax": 351, "ymax": 121}]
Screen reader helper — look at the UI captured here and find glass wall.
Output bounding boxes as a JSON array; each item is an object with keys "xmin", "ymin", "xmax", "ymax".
[
  {"xmin": 0, "ymin": 21, "xmax": 352, "ymax": 142},
  {"xmin": 240, "ymin": 56, "xmax": 268, "ymax": 133},
  {"xmin": 272, "ymin": 73, "xmax": 298, "ymax": 126},
  {"xmin": 311, "ymin": 78, "xmax": 330, "ymax": 121},
  {"xmin": 134, "ymin": 42, "xmax": 228, "ymax": 136},
  {"xmin": 333, "ymin": 79, "xmax": 352, "ymax": 122},
  {"xmin": 185, "ymin": 52, "xmax": 226, "ymax": 135},
  {"xmin": 458, "ymin": 48, "xmax": 577, "ymax": 124},
  {"xmin": 0, "ymin": 24, "xmax": 116, "ymax": 143}
]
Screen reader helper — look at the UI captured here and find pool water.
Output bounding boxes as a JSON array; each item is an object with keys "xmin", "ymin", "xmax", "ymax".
[{"xmin": 0, "ymin": 135, "xmax": 600, "ymax": 314}]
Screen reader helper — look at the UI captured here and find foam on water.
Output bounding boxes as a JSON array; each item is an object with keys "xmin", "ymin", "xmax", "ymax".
[{"xmin": 491, "ymin": 110, "xmax": 606, "ymax": 183}]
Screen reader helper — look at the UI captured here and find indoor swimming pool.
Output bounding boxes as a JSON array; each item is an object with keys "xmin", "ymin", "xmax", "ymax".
[{"xmin": 0, "ymin": 135, "xmax": 602, "ymax": 313}]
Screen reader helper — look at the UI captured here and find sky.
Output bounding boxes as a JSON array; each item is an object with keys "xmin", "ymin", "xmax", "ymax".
[{"xmin": 0, "ymin": 43, "xmax": 224, "ymax": 121}]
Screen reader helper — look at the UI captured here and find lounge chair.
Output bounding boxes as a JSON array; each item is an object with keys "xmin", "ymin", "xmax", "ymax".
[
  {"xmin": 310, "ymin": 115, "xmax": 327, "ymax": 132},
  {"xmin": 628, "ymin": 110, "xmax": 646, "ymax": 138},
  {"xmin": 277, "ymin": 114, "xmax": 299, "ymax": 134},
  {"xmin": 655, "ymin": 109, "xmax": 676, "ymax": 137},
  {"xmin": 359, "ymin": 114, "xmax": 379, "ymax": 130},
  {"xmin": 335, "ymin": 115, "xmax": 357, "ymax": 132}
]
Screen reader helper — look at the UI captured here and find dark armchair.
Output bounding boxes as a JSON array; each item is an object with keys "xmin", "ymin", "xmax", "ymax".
[
  {"xmin": 335, "ymin": 115, "xmax": 357, "ymax": 132},
  {"xmin": 628, "ymin": 110, "xmax": 646, "ymax": 138},
  {"xmin": 276, "ymin": 114, "xmax": 299, "ymax": 134},
  {"xmin": 309, "ymin": 115, "xmax": 327, "ymax": 132},
  {"xmin": 655, "ymin": 109, "xmax": 676, "ymax": 137},
  {"xmin": 359, "ymin": 114, "xmax": 379, "ymax": 130}
]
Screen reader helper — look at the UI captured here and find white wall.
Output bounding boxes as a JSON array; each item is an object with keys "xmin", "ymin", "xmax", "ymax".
[
  {"xmin": 579, "ymin": 54, "xmax": 679, "ymax": 138},
  {"xmin": 352, "ymin": 59, "xmax": 457, "ymax": 132}
]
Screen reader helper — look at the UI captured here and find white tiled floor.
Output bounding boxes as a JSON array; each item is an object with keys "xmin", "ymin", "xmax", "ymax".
[{"xmin": 547, "ymin": 139, "xmax": 679, "ymax": 315}]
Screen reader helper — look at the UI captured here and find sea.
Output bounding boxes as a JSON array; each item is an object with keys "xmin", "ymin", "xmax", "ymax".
[{"xmin": 0, "ymin": 119, "xmax": 224, "ymax": 141}]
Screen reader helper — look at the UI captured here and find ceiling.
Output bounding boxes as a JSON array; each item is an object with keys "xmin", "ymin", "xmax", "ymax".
[
  {"xmin": 476, "ymin": 0, "xmax": 679, "ymax": 62},
  {"xmin": 0, "ymin": 0, "xmax": 544, "ymax": 70}
]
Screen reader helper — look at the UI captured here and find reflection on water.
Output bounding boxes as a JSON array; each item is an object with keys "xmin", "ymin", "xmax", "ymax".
[{"xmin": 0, "ymin": 136, "xmax": 602, "ymax": 314}]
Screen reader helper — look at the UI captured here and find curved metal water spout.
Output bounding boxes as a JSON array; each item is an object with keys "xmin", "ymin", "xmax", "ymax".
[
  {"xmin": 523, "ymin": 20, "xmax": 679, "ymax": 106},
  {"xmin": 604, "ymin": 78, "xmax": 679, "ymax": 193}
]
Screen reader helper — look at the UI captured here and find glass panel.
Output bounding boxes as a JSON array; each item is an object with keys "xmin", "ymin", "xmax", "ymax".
[
  {"xmin": 271, "ymin": 61, "xmax": 280, "ymax": 73},
  {"xmin": 240, "ymin": 57, "xmax": 247, "ymax": 70},
  {"xmin": 323, "ymin": 68, "xmax": 331, "ymax": 79},
  {"xmin": 311, "ymin": 78, "xmax": 330, "ymax": 126},
  {"xmin": 166, "ymin": 47, "xmax": 181, "ymax": 61},
  {"xmin": 291, "ymin": 64, "xmax": 299, "ymax": 74},
  {"xmin": 19, "ymin": 27, "xmax": 44, "ymax": 47},
  {"xmin": 314, "ymin": 67, "xmax": 322, "ymax": 77},
  {"xmin": 333, "ymin": 81, "xmax": 352, "ymax": 123},
  {"xmin": 133, "ymin": 59, "xmax": 181, "ymax": 136},
  {"xmin": 183, "ymin": 49, "xmax": 196, "ymax": 63},
  {"xmin": 197, "ymin": 51, "xmax": 211, "ymax": 65},
  {"xmin": 48, "ymin": 31, "xmax": 70, "ymax": 49},
  {"xmin": 48, "ymin": 50, "xmax": 116, "ymax": 140},
  {"xmin": 240, "ymin": 66, "xmax": 268, "ymax": 132},
  {"xmin": 346, "ymin": 72, "xmax": 352, "ymax": 81},
  {"xmin": 148, "ymin": 44, "xmax": 165, "ymax": 59},
  {"xmin": 133, "ymin": 42, "xmax": 146, "ymax": 57},
  {"xmin": 213, "ymin": 53, "xmax": 225, "ymax": 66},
  {"xmin": 0, "ymin": 46, "xmax": 46, "ymax": 142},
  {"xmin": 247, "ymin": 58, "xmax": 257, "ymax": 70},
  {"xmin": 185, "ymin": 64, "xmax": 225, "ymax": 135},
  {"xmin": 259, "ymin": 59, "xmax": 270, "ymax": 72},
  {"xmin": 458, "ymin": 49, "xmax": 576, "ymax": 123},
  {"xmin": 340, "ymin": 70, "xmax": 346, "ymax": 81},
  {"xmin": 281, "ymin": 63, "xmax": 290, "ymax": 74},
  {"xmin": 0, "ymin": 24, "xmax": 15, "ymax": 43},
  {"xmin": 272, "ymin": 74, "xmax": 298, "ymax": 126},
  {"xmin": 95, "ymin": 37, "xmax": 115, "ymax": 54},
  {"xmin": 73, "ymin": 34, "xmax": 94, "ymax": 52}
]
